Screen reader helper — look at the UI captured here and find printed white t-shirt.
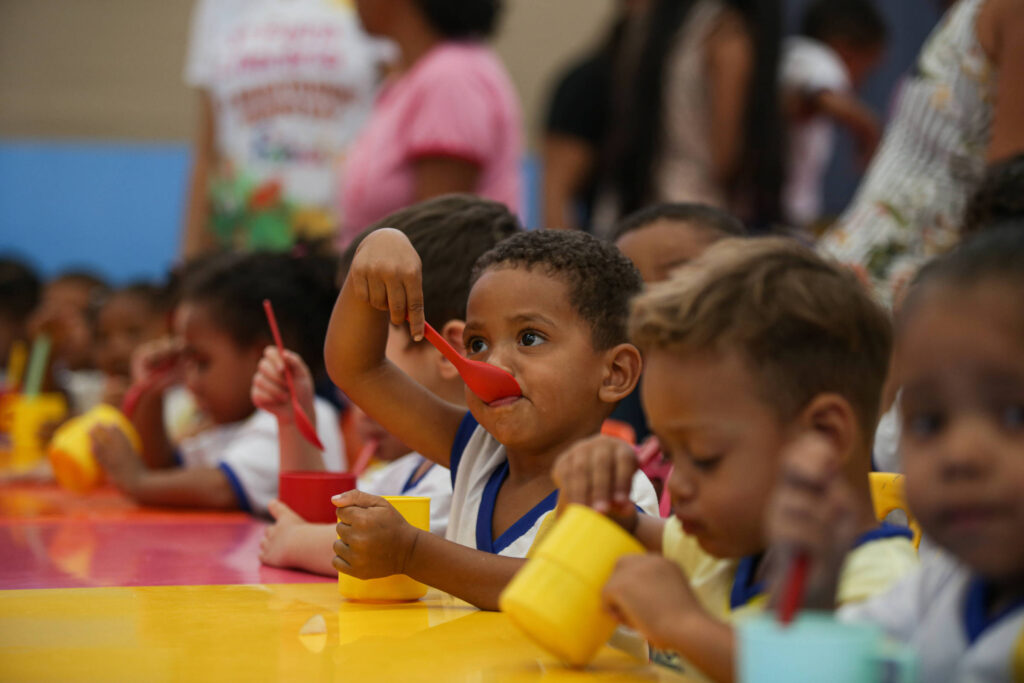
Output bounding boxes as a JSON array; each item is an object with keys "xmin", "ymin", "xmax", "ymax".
[
  {"xmin": 358, "ymin": 452, "xmax": 452, "ymax": 536},
  {"xmin": 444, "ymin": 413, "xmax": 660, "ymax": 558},
  {"xmin": 177, "ymin": 397, "xmax": 345, "ymax": 516},
  {"xmin": 184, "ymin": 0, "xmax": 383, "ymax": 247}
]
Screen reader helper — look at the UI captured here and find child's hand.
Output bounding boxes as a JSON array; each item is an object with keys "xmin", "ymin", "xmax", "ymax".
[
  {"xmin": 332, "ymin": 490, "xmax": 420, "ymax": 579},
  {"xmin": 130, "ymin": 337, "xmax": 184, "ymax": 394},
  {"xmin": 347, "ymin": 228, "xmax": 426, "ymax": 341},
  {"xmin": 260, "ymin": 499, "xmax": 307, "ymax": 568},
  {"xmin": 765, "ymin": 432, "xmax": 859, "ymax": 608},
  {"xmin": 552, "ymin": 434, "xmax": 638, "ymax": 530},
  {"xmin": 602, "ymin": 554, "xmax": 704, "ymax": 649},
  {"xmin": 91, "ymin": 424, "xmax": 145, "ymax": 496},
  {"xmin": 251, "ymin": 346, "xmax": 315, "ymax": 422}
]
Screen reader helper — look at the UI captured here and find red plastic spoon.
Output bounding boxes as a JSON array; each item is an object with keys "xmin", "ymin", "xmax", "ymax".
[
  {"xmin": 777, "ymin": 551, "xmax": 810, "ymax": 626},
  {"xmin": 420, "ymin": 321, "xmax": 521, "ymax": 404},
  {"xmin": 263, "ymin": 299, "xmax": 324, "ymax": 451}
]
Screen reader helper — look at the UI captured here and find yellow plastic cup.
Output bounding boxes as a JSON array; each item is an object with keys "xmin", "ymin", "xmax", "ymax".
[
  {"xmin": 48, "ymin": 404, "xmax": 142, "ymax": 492},
  {"xmin": 338, "ymin": 495, "xmax": 430, "ymax": 602},
  {"xmin": 10, "ymin": 393, "xmax": 67, "ymax": 471},
  {"xmin": 499, "ymin": 504, "xmax": 645, "ymax": 667}
]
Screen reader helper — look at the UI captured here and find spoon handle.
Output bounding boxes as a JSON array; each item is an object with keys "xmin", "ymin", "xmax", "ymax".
[{"xmin": 422, "ymin": 321, "xmax": 463, "ymax": 367}]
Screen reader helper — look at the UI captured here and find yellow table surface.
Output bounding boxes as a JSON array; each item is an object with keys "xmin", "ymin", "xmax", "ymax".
[{"xmin": 0, "ymin": 584, "xmax": 695, "ymax": 682}]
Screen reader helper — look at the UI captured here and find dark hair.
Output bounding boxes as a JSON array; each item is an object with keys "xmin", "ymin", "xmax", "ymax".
[
  {"xmin": 801, "ymin": 0, "xmax": 887, "ymax": 47},
  {"xmin": 181, "ymin": 251, "xmax": 339, "ymax": 375},
  {"xmin": 471, "ymin": 229, "xmax": 643, "ymax": 349},
  {"xmin": 0, "ymin": 257, "xmax": 41, "ymax": 323},
  {"xmin": 413, "ymin": 0, "xmax": 502, "ymax": 38},
  {"xmin": 612, "ymin": 202, "xmax": 747, "ymax": 242},
  {"xmin": 963, "ymin": 154, "xmax": 1024, "ymax": 237},
  {"xmin": 50, "ymin": 270, "xmax": 110, "ymax": 323},
  {"xmin": 605, "ymin": 0, "xmax": 784, "ymax": 229},
  {"xmin": 631, "ymin": 237, "xmax": 893, "ymax": 436},
  {"xmin": 901, "ymin": 222, "xmax": 1024, "ymax": 329},
  {"xmin": 340, "ymin": 194, "xmax": 522, "ymax": 328}
]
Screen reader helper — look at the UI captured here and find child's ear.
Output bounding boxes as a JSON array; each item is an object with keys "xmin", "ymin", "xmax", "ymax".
[
  {"xmin": 435, "ymin": 319, "xmax": 465, "ymax": 381},
  {"xmin": 795, "ymin": 394, "xmax": 859, "ymax": 465},
  {"xmin": 597, "ymin": 343, "xmax": 643, "ymax": 404}
]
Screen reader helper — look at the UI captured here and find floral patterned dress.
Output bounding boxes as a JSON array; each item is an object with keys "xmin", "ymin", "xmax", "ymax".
[{"xmin": 817, "ymin": 0, "xmax": 995, "ymax": 306}]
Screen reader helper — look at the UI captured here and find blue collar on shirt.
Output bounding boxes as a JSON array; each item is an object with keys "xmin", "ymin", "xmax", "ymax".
[
  {"xmin": 400, "ymin": 456, "xmax": 434, "ymax": 494},
  {"xmin": 729, "ymin": 523, "xmax": 915, "ymax": 610},
  {"xmin": 963, "ymin": 577, "xmax": 1024, "ymax": 645},
  {"xmin": 475, "ymin": 460, "xmax": 558, "ymax": 555}
]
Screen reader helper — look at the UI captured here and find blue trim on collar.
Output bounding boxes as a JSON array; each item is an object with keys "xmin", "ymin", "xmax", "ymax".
[
  {"xmin": 730, "ymin": 555, "xmax": 766, "ymax": 609},
  {"xmin": 475, "ymin": 460, "xmax": 559, "ymax": 555},
  {"xmin": 963, "ymin": 577, "xmax": 1024, "ymax": 645},
  {"xmin": 449, "ymin": 412, "xmax": 479, "ymax": 487},
  {"xmin": 401, "ymin": 457, "xmax": 434, "ymax": 494},
  {"xmin": 852, "ymin": 522, "xmax": 914, "ymax": 548},
  {"xmin": 217, "ymin": 462, "xmax": 251, "ymax": 513}
]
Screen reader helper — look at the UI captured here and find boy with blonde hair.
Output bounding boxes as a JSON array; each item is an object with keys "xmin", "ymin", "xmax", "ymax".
[{"xmin": 553, "ymin": 237, "xmax": 917, "ymax": 681}]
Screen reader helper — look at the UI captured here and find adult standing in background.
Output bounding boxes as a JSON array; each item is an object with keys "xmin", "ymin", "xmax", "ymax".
[
  {"xmin": 336, "ymin": 0, "xmax": 522, "ymax": 247},
  {"xmin": 592, "ymin": 0, "xmax": 784, "ymax": 237},
  {"xmin": 818, "ymin": 0, "xmax": 1024, "ymax": 306},
  {"xmin": 182, "ymin": 0, "xmax": 382, "ymax": 256}
]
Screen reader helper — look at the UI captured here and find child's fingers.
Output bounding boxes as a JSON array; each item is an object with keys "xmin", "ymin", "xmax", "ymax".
[
  {"xmin": 589, "ymin": 448, "xmax": 616, "ymax": 513},
  {"xmin": 366, "ymin": 276, "xmax": 390, "ymax": 313},
  {"xmin": 404, "ymin": 274, "xmax": 425, "ymax": 342},
  {"xmin": 613, "ymin": 449, "xmax": 637, "ymax": 507},
  {"xmin": 332, "ymin": 489, "xmax": 386, "ymax": 509},
  {"xmin": 384, "ymin": 278, "xmax": 408, "ymax": 326}
]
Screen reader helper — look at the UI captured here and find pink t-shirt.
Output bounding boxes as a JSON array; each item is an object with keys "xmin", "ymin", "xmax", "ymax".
[{"xmin": 337, "ymin": 42, "xmax": 523, "ymax": 245}]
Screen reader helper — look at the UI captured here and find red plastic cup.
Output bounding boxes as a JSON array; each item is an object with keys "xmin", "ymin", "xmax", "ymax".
[{"xmin": 278, "ymin": 471, "xmax": 357, "ymax": 523}]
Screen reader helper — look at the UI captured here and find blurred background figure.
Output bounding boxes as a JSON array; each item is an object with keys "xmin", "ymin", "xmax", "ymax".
[
  {"xmin": 781, "ymin": 0, "xmax": 887, "ymax": 231},
  {"xmin": 0, "ymin": 258, "xmax": 42, "ymax": 389},
  {"xmin": 541, "ymin": 0, "xmax": 647, "ymax": 232},
  {"xmin": 336, "ymin": 0, "xmax": 522, "ymax": 246},
  {"xmin": 181, "ymin": 0, "xmax": 382, "ymax": 255},
  {"xmin": 818, "ymin": 0, "xmax": 1024, "ymax": 305},
  {"xmin": 590, "ymin": 0, "xmax": 785, "ymax": 236}
]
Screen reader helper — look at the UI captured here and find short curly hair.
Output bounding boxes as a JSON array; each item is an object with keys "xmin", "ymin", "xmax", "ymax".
[
  {"xmin": 414, "ymin": 0, "xmax": 502, "ymax": 38},
  {"xmin": 471, "ymin": 230, "xmax": 643, "ymax": 350},
  {"xmin": 630, "ymin": 237, "xmax": 892, "ymax": 434}
]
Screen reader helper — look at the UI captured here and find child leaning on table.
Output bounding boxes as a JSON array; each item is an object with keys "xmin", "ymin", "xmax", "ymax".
[
  {"xmin": 90, "ymin": 250, "xmax": 344, "ymax": 515},
  {"xmin": 767, "ymin": 224, "xmax": 1024, "ymax": 683},
  {"xmin": 327, "ymin": 229, "xmax": 659, "ymax": 609},
  {"xmin": 255, "ymin": 195, "xmax": 521, "ymax": 576},
  {"xmin": 552, "ymin": 237, "xmax": 918, "ymax": 682}
]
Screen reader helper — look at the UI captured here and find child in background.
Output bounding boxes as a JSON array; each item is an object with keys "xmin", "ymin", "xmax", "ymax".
[
  {"xmin": 553, "ymin": 238, "xmax": 918, "ymax": 681},
  {"xmin": 91, "ymin": 251, "xmax": 344, "ymax": 515},
  {"xmin": 613, "ymin": 202, "xmax": 747, "ymax": 285},
  {"xmin": 781, "ymin": 0, "xmax": 886, "ymax": 229},
  {"xmin": 94, "ymin": 283, "xmax": 171, "ymax": 409},
  {"xmin": 327, "ymin": 229, "xmax": 659, "ymax": 609},
  {"xmin": 610, "ymin": 202, "xmax": 747, "ymax": 446},
  {"xmin": 28, "ymin": 271, "xmax": 109, "ymax": 414},
  {"xmin": 768, "ymin": 225, "xmax": 1024, "ymax": 683},
  {"xmin": 256, "ymin": 195, "xmax": 520, "ymax": 575},
  {"xmin": 0, "ymin": 258, "xmax": 41, "ymax": 387}
]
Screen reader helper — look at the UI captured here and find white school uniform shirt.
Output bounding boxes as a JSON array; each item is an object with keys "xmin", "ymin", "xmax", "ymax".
[
  {"xmin": 840, "ymin": 551, "xmax": 1024, "ymax": 683},
  {"xmin": 358, "ymin": 452, "xmax": 452, "ymax": 536},
  {"xmin": 444, "ymin": 413, "xmax": 660, "ymax": 558},
  {"xmin": 780, "ymin": 36, "xmax": 852, "ymax": 227},
  {"xmin": 177, "ymin": 397, "xmax": 345, "ymax": 516}
]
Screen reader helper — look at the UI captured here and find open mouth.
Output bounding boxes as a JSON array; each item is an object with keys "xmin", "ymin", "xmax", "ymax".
[{"xmin": 486, "ymin": 395, "xmax": 521, "ymax": 408}]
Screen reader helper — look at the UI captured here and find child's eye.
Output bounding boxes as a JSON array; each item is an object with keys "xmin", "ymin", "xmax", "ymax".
[
  {"xmin": 905, "ymin": 411, "xmax": 945, "ymax": 438},
  {"xmin": 691, "ymin": 454, "xmax": 722, "ymax": 472},
  {"xmin": 999, "ymin": 403, "xmax": 1024, "ymax": 431},
  {"xmin": 466, "ymin": 337, "xmax": 488, "ymax": 354},
  {"xmin": 518, "ymin": 330, "xmax": 546, "ymax": 347}
]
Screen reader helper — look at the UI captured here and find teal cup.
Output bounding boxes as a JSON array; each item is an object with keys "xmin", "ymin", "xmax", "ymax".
[{"xmin": 737, "ymin": 612, "xmax": 917, "ymax": 683}]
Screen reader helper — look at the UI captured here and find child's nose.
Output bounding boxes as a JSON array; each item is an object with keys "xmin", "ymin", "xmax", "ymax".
[
  {"xmin": 938, "ymin": 415, "xmax": 994, "ymax": 479},
  {"xmin": 667, "ymin": 464, "xmax": 697, "ymax": 504}
]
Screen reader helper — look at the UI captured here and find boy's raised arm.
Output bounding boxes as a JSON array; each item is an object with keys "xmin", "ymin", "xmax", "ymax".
[{"xmin": 325, "ymin": 228, "xmax": 465, "ymax": 467}]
